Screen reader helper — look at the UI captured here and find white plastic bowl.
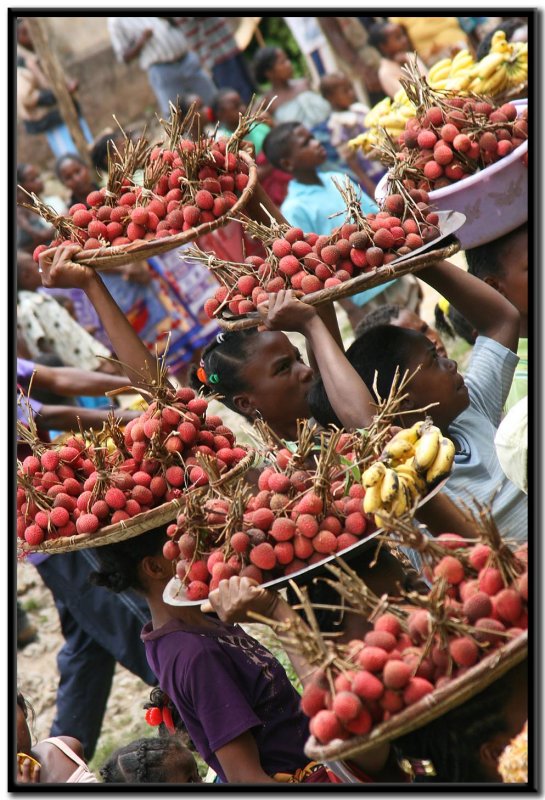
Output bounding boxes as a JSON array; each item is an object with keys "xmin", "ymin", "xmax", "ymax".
[{"xmin": 375, "ymin": 103, "xmax": 528, "ymax": 250}]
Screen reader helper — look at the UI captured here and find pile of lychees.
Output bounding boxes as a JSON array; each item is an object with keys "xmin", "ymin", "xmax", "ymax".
[
  {"xmin": 204, "ymin": 188, "xmax": 438, "ymax": 319},
  {"xmin": 31, "ymin": 137, "xmax": 251, "ymax": 262},
  {"xmin": 17, "ymin": 388, "xmax": 247, "ymax": 548},
  {"xmin": 302, "ymin": 534, "xmax": 528, "ymax": 746},
  {"xmin": 164, "ymin": 432, "xmax": 381, "ymax": 600},
  {"xmin": 396, "ymin": 99, "xmax": 528, "ymax": 193}
]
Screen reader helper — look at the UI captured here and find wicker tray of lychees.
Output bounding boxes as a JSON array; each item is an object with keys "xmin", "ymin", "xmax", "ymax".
[
  {"xmin": 190, "ymin": 179, "xmax": 464, "ymax": 330},
  {"xmin": 22, "ymin": 104, "xmax": 260, "ymax": 271},
  {"xmin": 17, "ymin": 381, "xmax": 256, "ymax": 555}
]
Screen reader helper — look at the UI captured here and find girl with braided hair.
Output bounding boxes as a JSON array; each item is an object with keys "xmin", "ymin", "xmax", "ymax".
[{"xmin": 100, "ymin": 736, "xmax": 201, "ymax": 784}]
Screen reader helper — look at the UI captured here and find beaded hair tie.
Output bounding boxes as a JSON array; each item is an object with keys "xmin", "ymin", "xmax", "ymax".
[{"xmin": 196, "ymin": 361, "xmax": 219, "ymax": 386}]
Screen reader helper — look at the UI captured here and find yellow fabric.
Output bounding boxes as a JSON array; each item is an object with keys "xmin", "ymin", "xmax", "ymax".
[
  {"xmin": 389, "ymin": 17, "xmax": 468, "ymax": 63},
  {"xmin": 273, "ymin": 761, "xmax": 324, "ymax": 783}
]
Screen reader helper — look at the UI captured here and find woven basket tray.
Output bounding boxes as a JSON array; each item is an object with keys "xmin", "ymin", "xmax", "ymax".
[
  {"xmin": 46, "ymin": 151, "xmax": 258, "ymax": 271},
  {"xmin": 19, "ymin": 451, "xmax": 256, "ymax": 555},
  {"xmin": 216, "ymin": 238, "xmax": 461, "ymax": 332},
  {"xmin": 305, "ymin": 630, "xmax": 527, "ymax": 762}
]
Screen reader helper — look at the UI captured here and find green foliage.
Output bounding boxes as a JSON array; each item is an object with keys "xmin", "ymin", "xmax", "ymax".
[{"xmin": 245, "ymin": 17, "xmax": 308, "ymax": 82}]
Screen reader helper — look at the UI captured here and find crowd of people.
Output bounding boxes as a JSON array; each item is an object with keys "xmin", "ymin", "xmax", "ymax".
[{"xmin": 16, "ymin": 14, "xmax": 529, "ymax": 787}]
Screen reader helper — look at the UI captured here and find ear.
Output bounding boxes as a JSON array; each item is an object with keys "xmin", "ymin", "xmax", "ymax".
[
  {"xmin": 232, "ymin": 392, "xmax": 255, "ymax": 419},
  {"xmin": 483, "ymin": 275, "xmax": 505, "ymax": 297},
  {"xmin": 279, "ymin": 155, "xmax": 293, "ymax": 173},
  {"xmin": 140, "ymin": 554, "xmax": 170, "ymax": 582},
  {"xmin": 479, "ymin": 736, "xmax": 509, "ymax": 780}
]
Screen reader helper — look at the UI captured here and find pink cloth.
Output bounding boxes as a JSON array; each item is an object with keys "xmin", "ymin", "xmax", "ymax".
[{"xmin": 42, "ymin": 738, "xmax": 98, "ymax": 783}]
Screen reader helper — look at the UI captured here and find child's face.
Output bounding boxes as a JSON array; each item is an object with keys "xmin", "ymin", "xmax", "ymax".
[
  {"xmin": 394, "ymin": 309, "xmax": 448, "ymax": 358},
  {"xmin": 217, "ymin": 91, "xmax": 244, "ymax": 130},
  {"xmin": 59, "ymin": 158, "xmax": 91, "ymax": 195},
  {"xmin": 269, "ymin": 49, "xmax": 293, "ymax": 82},
  {"xmin": 382, "ymin": 24, "xmax": 410, "ymax": 58},
  {"xmin": 21, "ymin": 165, "xmax": 44, "ymax": 196},
  {"xmin": 284, "ymin": 125, "xmax": 327, "ymax": 172},
  {"xmin": 404, "ymin": 334, "xmax": 470, "ymax": 429},
  {"xmin": 497, "ymin": 229, "xmax": 528, "ymax": 318},
  {"xmin": 329, "ymin": 78, "xmax": 357, "ymax": 111}
]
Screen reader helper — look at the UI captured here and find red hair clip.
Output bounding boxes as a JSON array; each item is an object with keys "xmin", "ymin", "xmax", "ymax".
[
  {"xmin": 196, "ymin": 366, "xmax": 208, "ymax": 385},
  {"xmin": 144, "ymin": 705, "xmax": 176, "ymax": 734}
]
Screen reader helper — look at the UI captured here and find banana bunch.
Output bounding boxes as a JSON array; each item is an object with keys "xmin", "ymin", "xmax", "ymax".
[
  {"xmin": 350, "ymin": 93, "xmax": 416, "ymax": 154},
  {"xmin": 361, "ymin": 421, "xmax": 456, "ymax": 525},
  {"xmin": 468, "ymin": 31, "xmax": 528, "ymax": 96},
  {"xmin": 428, "ymin": 49, "xmax": 476, "ymax": 93}
]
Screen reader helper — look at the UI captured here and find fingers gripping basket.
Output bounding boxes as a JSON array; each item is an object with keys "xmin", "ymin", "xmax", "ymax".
[{"xmin": 18, "ymin": 451, "xmax": 257, "ymax": 555}]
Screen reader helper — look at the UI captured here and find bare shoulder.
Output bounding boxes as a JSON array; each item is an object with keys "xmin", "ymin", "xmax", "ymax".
[{"xmin": 58, "ymin": 736, "xmax": 85, "ymax": 757}]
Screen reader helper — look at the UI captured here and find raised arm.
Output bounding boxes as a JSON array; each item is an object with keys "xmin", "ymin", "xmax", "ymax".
[
  {"xmin": 35, "ymin": 404, "xmax": 139, "ymax": 432},
  {"xmin": 257, "ymin": 291, "xmax": 375, "ymax": 429},
  {"xmin": 39, "ymin": 246, "xmax": 168, "ymax": 391},
  {"xmin": 417, "ymin": 258, "xmax": 520, "ymax": 352},
  {"xmin": 29, "ymin": 363, "xmax": 131, "ymax": 398}
]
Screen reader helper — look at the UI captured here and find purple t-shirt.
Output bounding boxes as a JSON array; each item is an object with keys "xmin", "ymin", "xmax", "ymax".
[
  {"xmin": 141, "ymin": 618, "xmax": 309, "ymax": 781},
  {"xmin": 17, "ymin": 357, "xmax": 43, "ymax": 424}
]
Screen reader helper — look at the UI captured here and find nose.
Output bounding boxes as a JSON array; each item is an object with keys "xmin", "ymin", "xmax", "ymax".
[
  {"xmin": 300, "ymin": 363, "xmax": 314, "ymax": 383},
  {"xmin": 446, "ymin": 358, "xmax": 458, "ymax": 372}
]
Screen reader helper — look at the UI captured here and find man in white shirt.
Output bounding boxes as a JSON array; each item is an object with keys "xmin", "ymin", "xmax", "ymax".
[{"xmin": 108, "ymin": 17, "xmax": 217, "ymax": 117}]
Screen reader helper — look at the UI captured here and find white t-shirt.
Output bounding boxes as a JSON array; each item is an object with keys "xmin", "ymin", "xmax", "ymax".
[{"xmin": 108, "ymin": 17, "xmax": 188, "ymax": 71}]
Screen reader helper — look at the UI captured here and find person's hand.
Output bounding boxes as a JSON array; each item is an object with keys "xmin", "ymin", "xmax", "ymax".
[
  {"xmin": 17, "ymin": 758, "xmax": 40, "ymax": 784},
  {"xmin": 39, "ymin": 244, "xmax": 97, "ymax": 291},
  {"xmin": 257, "ymin": 289, "xmax": 317, "ymax": 334},
  {"xmin": 201, "ymin": 576, "xmax": 279, "ymax": 622},
  {"xmin": 140, "ymin": 28, "xmax": 153, "ymax": 45},
  {"xmin": 122, "ymin": 260, "xmax": 151, "ymax": 285}
]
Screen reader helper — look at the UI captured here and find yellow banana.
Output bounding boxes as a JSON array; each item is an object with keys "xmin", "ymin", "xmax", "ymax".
[
  {"xmin": 428, "ymin": 57, "xmax": 452, "ymax": 83},
  {"xmin": 450, "ymin": 49, "xmax": 474, "ymax": 74},
  {"xmin": 398, "ymin": 472, "xmax": 421, "ymax": 504},
  {"xmin": 388, "ymin": 426, "xmax": 419, "ymax": 447},
  {"xmin": 362, "ymin": 460, "xmax": 387, "ymax": 488},
  {"xmin": 380, "ymin": 468, "xmax": 400, "ymax": 505},
  {"xmin": 479, "ymin": 69, "xmax": 509, "ymax": 97},
  {"xmin": 414, "ymin": 427, "xmax": 441, "ymax": 473},
  {"xmin": 363, "ymin": 482, "xmax": 384, "ymax": 514},
  {"xmin": 382, "ymin": 436, "xmax": 415, "ymax": 463},
  {"xmin": 490, "ymin": 30, "xmax": 509, "ymax": 54},
  {"xmin": 475, "ymin": 52, "xmax": 506, "ymax": 80},
  {"xmin": 425, "ymin": 437, "xmax": 456, "ymax": 486},
  {"xmin": 396, "ymin": 465, "xmax": 427, "ymax": 497},
  {"xmin": 444, "ymin": 74, "xmax": 472, "ymax": 93},
  {"xmin": 391, "ymin": 481, "xmax": 410, "ymax": 516}
]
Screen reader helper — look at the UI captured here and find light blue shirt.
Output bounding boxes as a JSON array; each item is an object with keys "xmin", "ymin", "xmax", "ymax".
[
  {"xmin": 280, "ymin": 170, "xmax": 394, "ymax": 306},
  {"xmin": 445, "ymin": 336, "xmax": 527, "ymax": 544}
]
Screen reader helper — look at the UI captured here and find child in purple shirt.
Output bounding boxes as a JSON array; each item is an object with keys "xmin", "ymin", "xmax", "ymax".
[{"xmin": 90, "ymin": 526, "xmax": 320, "ymax": 784}]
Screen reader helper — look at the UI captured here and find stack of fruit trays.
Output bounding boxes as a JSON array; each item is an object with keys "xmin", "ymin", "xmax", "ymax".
[
  {"xmin": 186, "ymin": 179, "xmax": 462, "ymax": 328},
  {"xmin": 263, "ymin": 507, "xmax": 528, "ymax": 759},
  {"xmin": 20, "ymin": 103, "xmax": 261, "ymax": 270},
  {"xmin": 17, "ymin": 373, "xmax": 254, "ymax": 554}
]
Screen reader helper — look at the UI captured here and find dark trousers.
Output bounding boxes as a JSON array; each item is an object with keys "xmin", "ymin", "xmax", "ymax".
[
  {"xmin": 36, "ymin": 549, "xmax": 156, "ymax": 761},
  {"xmin": 212, "ymin": 53, "xmax": 256, "ymax": 104}
]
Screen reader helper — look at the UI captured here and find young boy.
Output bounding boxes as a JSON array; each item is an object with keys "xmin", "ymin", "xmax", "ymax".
[
  {"xmin": 316, "ymin": 71, "xmax": 386, "ymax": 197},
  {"xmin": 262, "ymin": 121, "xmax": 421, "ymax": 324},
  {"xmin": 355, "ymin": 303, "xmax": 448, "ymax": 358},
  {"xmin": 307, "ymin": 258, "xmax": 527, "ymax": 544},
  {"xmin": 465, "ymin": 224, "xmax": 528, "ymax": 413}
]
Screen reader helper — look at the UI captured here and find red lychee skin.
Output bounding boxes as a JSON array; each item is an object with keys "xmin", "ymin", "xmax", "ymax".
[
  {"xmin": 332, "ymin": 691, "xmax": 362, "ymax": 723},
  {"xmin": 408, "ymin": 609, "xmax": 432, "ymax": 643},
  {"xmin": 166, "ymin": 466, "xmax": 185, "ymax": 487},
  {"xmin": 186, "ymin": 581, "xmax": 209, "ymax": 601},
  {"xmin": 434, "ymin": 555, "xmax": 465, "ymax": 585},
  {"xmin": 268, "ymin": 473, "xmax": 291, "ymax": 494},
  {"xmin": 494, "ymin": 588, "xmax": 523, "ymax": 625},
  {"xmin": 449, "ymin": 636, "xmax": 479, "ymax": 667},
  {"xmin": 345, "ymin": 707, "xmax": 373, "ymax": 735},
  {"xmin": 90, "ymin": 500, "xmax": 109, "ymax": 521},
  {"xmin": 517, "ymin": 572, "xmax": 528, "ymax": 602},
  {"xmin": 417, "ymin": 130, "xmax": 437, "ymax": 149},
  {"xmin": 25, "ymin": 525, "xmax": 45, "ymax": 545},
  {"xmin": 469, "ymin": 544, "xmax": 491, "ymax": 571},
  {"xmin": 296, "ymin": 514, "xmax": 319, "ymax": 539},
  {"xmin": 337, "ymin": 533, "xmax": 359, "ymax": 551},
  {"xmin": 53, "ymin": 492, "xmax": 77, "ymax": 512},
  {"xmin": 309, "ymin": 710, "xmax": 344, "ymax": 744},
  {"xmin": 300, "ymin": 683, "xmax": 328, "ymax": 717},
  {"xmin": 187, "ymin": 397, "xmax": 208, "ymax": 416},
  {"xmin": 298, "ymin": 493, "xmax": 323, "ymax": 516},
  {"xmin": 284, "ymin": 226, "xmax": 304, "ymax": 244},
  {"xmin": 293, "ymin": 534, "xmax": 314, "ymax": 560},
  {"xmin": 459, "ymin": 578, "xmax": 479, "ymax": 602},
  {"xmin": 383, "ymin": 659, "xmax": 413, "ymax": 690},
  {"xmin": 301, "ymin": 274, "xmax": 323, "ymax": 294},
  {"xmin": 40, "ymin": 451, "xmax": 60, "ymax": 472},
  {"xmin": 474, "ymin": 618, "xmax": 506, "ymax": 646},
  {"xmin": 76, "ymin": 491, "xmax": 93, "ymax": 512},
  {"xmin": 150, "ymin": 476, "xmax": 167, "ymax": 499},
  {"xmin": 479, "ymin": 567, "xmax": 504, "ymax": 596},
  {"xmin": 105, "ymin": 487, "xmax": 126, "ymax": 510},
  {"xmin": 250, "ymin": 542, "xmax": 277, "ymax": 571},
  {"xmin": 312, "ymin": 530, "xmax": 338, "ymax": 555},
  {"xmin": 231, "ymin": 532, "xmax": 250, "ymax": 554},
  {"xmin": 352, "ymin": 670, "xmax": 384, "ymax": 701},
  {"xmin": 63, "ymin": 478, "xmax": 84, "ymax": 497},
  {"xmin": 380, "ymin": 689, "xmax": 405, "ymax": 713},
  {"xmin": 274, "ymin": 541, "xmax": 294, "ymax": 565},
  {"xmin": 50, "ymin": 506, "xmax": 70, "ymax": 527},
  {"xmin": 76, "ymin": 513, "xmax": 100, "ymax": 534},
  {"xmin": 364, "ymin": 630, "xmax": 397, "ymax": 652},
  {"xmin": 34, "ymin": 511, "xmax": 49, "ymax": 529},
  {"xmin": 463, "ymin": 591, "xmax": 493, "ymax": 624},
  {"xmin": 436, "ymin": 532, "xmax": 465, "ymax": 551},
  {"xmin": 358, "ymin": 646, "xmax": 389, "ymax": 673},
  {"xmin": 270, "ymin": 517, "xmax": 296, "ymax": 542},
  {"xmin": 272, "ymin": 238, "xmax": 292, "ymax": 258},
  {"xmin": 374, "ymin": 613, "xmax": 402, "ymax": 639},
  {"xmin": 320, "ymin": 245, "xmax": 340, "ymax": 266},
  {"xmin": 344, "ymin": 512, "xmax": 367, "ymax": 537},
  {"xmin": 403, "ymin": 677, "xmax": 434, "ymax": 705},
  {"xmin": 252, "ymin": 507, "xmax": 275, "ymax": 531}
]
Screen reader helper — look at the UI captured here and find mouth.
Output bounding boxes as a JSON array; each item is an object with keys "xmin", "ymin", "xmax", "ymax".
[{"xmin": 455, "ymin": 374, "xmax": 466, "ymax": 391}]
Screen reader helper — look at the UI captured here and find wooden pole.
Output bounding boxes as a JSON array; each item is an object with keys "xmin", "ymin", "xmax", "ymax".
[{"xmin": 24, "ymin": 17, "xmax": 92, "ymax": 166}]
